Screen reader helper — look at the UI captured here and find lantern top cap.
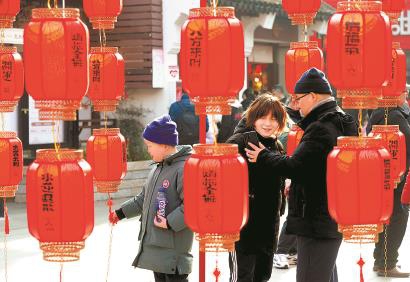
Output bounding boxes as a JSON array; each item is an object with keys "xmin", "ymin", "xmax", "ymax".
[
  {"xmin": 193, "ymin": 144, "xmax": 239, "ymax": 156},
  {"xmin": 290, "ymin": 41, "xmax": 319, "ymax": 49},
  {"xmin": 371, "ymin": 124, "xmax": 400, "ymax": 133},
  {"xmin": 393, "ymin": 42, "xmax": 401, "ymax": 49},
  {"xmin": 93, "ymin": 128, "xmax": 121, "ymax": 136},
  {"xmin": 337, "ymin": 1, "xmax": 381, "ymax": 12},
  {"xmin": 90, "ymin": 47, "xmax": 119, "ymax": 54},
  {"xmin": 36, "ymin": 149, "xmax": 83, "ymax": 162},
  {"xmin": 0, "ymin": 46, "xmax": 17, "ymax": 53},
  {"xmin": 0, "ymin": 131, "xmax": 17, "ymax": 139},
  {"xmin": 336, "ymin": 136, "xmax": 382, "ymax": 148},
  {"xmin": 189, "ymin": 7, "xmax": 235, "ymax": 18},
  {"xmin": 31, "ymin": 8, "xmax": 80, "ymax": 19}
]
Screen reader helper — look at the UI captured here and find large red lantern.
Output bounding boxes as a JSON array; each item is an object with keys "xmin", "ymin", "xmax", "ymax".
[
  {"xmin": 369, "ymin": 125, "xmax": 406, "ymax": 186},
  {"xmin": 180, "ymin": 7, "xmax": 244, "ymax": 115},
  {"xmin": 327, "ymin": 137, "xmax": 393, "ymax": 243},
  {"xmin": 184, "ymin": 144, "xmax": 248, "ymax": 251},
  {"xmin": 86, "ymin": 128, "xmax": 127, "ymax": 193},
  {"xmin": 26, "ymin": 149, "xmax": 94, "ymax": 262},
  {"xmin": 0, "ymin": 131, "xmax": 22, "ymax": 198},
  {"xmin": 285, "ymin": 41, "xmax": 324, "ymax": 95},
  {"xmin": 381, "ymin": 0, "xmax": 405, "ymax": 23},
  {"xmin": 327, "ymin": 1, "xmax": 392, "ymax": 109},
  {"xmin": 0, "ymin": 0, "xmax": 20, "ymax": 28},
  {"xmin": 0, "ymin": 46, "xmax": 24, "ymax": 112},
  {"xmin": 88, "ymin": 47, "xmax": 125, "ymax": 112},
  {"xmin": 24, "ymin": 8, "xmax": 89, "ymax": 121},
  {"xmin": 286, "ymin": 124, "xmax": 304, "ymax": 156},
  {"xmin": 282, "ymin": 0, "xmax": 322, "ymax": 25},
  {"xmin": 83, "ymin": 0, "xmax": 123, "ymax": 30},
  {"xmin": 380, "ymin": 42, "xmax": 407, "ymax": 107}
]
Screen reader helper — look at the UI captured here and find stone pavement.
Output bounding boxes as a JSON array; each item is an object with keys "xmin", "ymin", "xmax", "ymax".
[{"xmin": 0, "ymin": 199, "xmax": 409, "ymax": 282}]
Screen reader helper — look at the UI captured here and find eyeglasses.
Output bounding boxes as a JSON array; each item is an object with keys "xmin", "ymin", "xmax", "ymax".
[{"xmin": 293, "ymin": 93, "xmax": 311, "ymax": 103}]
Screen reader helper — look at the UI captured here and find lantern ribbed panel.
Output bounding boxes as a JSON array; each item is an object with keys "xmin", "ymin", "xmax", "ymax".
[
  {"xmin": 26, "ymin": 149, "xmax": 94, "ymax": 262},
  {"xmin": 24, "ymin": 8, "xmax": 89, "ymax": 121},
  {"xmin": 327, "ymin": 1, "xmax": 392, "ymax": 109},
  {"xmin": 0, "ymin": 1, "xmax": 20, "ymax": 28},
  {"xmin": 0, "ymin": 131, "xmax": 22, "ymax": 198},
  {"xmin": 381, "ymin": 0, "xmax": 405, "ymax": 23},
  {"xmin": 282, "ymin": 0, "xmax": 321, "ymax": 25},
  {"xmin": 285, "ymin": 41, "xmax": 324, "ymax": 95},
  {"xmin": 286, "ymin": 124, "xmax": 304, "ymax": 157},
  {"xmin": 83, "ymin": 0, "xmax": 123, "ymax": 29},
  {"xmin": 0, "ymin": 46, "xmax": 24, "ymax": 112},
  {"xmin": 86, "ymin": 128, "xmax": 127, "ymax": 193},
  {"xmin": 327, "ymin": 137, "xmax": 393, "ymax": 243},
  {"xmin": 184, "ymin": 144, "xmax": 248, "ymax": 252},
  {"xmin": 180, "ymin": 7, "xmax": 244, "ymax": 115}
]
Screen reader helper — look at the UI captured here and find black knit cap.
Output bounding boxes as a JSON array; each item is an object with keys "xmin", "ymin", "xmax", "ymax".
[{"xmin": 294, "ymin": 67, "xmax": 332, "ymax": 95}]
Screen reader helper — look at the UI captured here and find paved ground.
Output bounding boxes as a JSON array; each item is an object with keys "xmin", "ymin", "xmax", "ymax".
[{"xmin": 0, "ymin": 199, "xmax": 409, "ymax": 282}]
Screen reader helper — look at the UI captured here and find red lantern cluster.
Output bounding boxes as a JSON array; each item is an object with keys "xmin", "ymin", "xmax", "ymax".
[
  {"xmin": 86, "ymin": 128, "xmax": 127, "ymax": 193},
  {"xmin": 381, "ymin": 0, "xmax": 406, "ymax": 23},
  {"xmin": 327, "ymin": 137, "xmax": 393, "ymax": 243},
  {"xmin": 27, "ymin": 149, "xmax": 94, "ymax": 262},
  {"xmin": 88, "ymin": 47, "xmax": 125, "ymax": 112},
  {"xmin": 24, "ymin": 8, "xmax": 89, "ymax": 121},
  {"xmin": 0, "ymin": 131, "xmax": 22, "ymax": 198},
  {"xmin": 180, "ymin": 7, "xmax": 244, "ymax": 115},
  {"xmin": 0, "ymin": 46, "xmax": 24, "ymax": 112},
  {"xmin": 327, "ymin": 1, "xmax": 392, "ymax": 109},
  {"xmin": 287, "ymin": 125, "xmax": 304, "ymax": 156},
  {"xmin": 184, "ymin": 144, "xmax": 248, "ymax": 251},
  {"xmin": 0, "ymin": 0, "xmax": 20, "ymax": 28},
  {"xmin": 285, "ymin": 41, "xmax": 324, "ymax": 95},
  {"xmin": 83, "ymin": 0, "xmax": 123, "ymax": 30},
  {"xmin": 282, "ymin": 0, "xmax": 322, "ymax": 25}
]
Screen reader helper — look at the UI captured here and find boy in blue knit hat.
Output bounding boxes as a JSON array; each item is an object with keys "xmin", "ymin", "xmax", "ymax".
[{"xmin": 110, "ymin": 115, "xmax": 193, "ymax": 282}]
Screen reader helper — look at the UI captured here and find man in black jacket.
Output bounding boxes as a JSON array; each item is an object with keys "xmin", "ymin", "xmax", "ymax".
[{"xmin": 246, "ymin": 68, "xmax": 358, "ymax": 282}]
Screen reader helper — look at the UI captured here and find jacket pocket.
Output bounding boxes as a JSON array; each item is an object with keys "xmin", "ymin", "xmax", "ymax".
[{"xmin": 146, "ymin": 227, "xmax": 175, "ymax": 249}]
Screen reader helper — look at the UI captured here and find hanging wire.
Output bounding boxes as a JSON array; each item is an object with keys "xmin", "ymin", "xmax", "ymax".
[
  {"xmin": 0, "ymin": 112, "xmax": 4, "ymax": 132},
  {"xmin": 105, "ymin": 195, "xmax": 114, "ymax": 282},
  {"xmin": 358, "ymin": 109, "xmax": 363, "ymax": 137},
  {"xmin": 383, "ymin": 225, "xmax": 388, "ymax": 277},
  {"xmin": 59, "ymin": 262, "xmax": 64, "ymax": 282},
  {"xmin": 211, "ymin": 115, "xmax": 218, "ymax": 146},
  {"xmin": 104, "ymin": 112, "xmax": 108, "ymax": 130},
  {"xmin": 304, "ymin": 24, "xmax": 308, "ymax": 42},
  {"xmin": 52, "ymin": 121, "xmax": 61, "ymax": 160},
  {"xmin": 384, "ymin": 108, "xmax": 389, "ymax": 126},
  {"xmin": 3, "ymin": 198, "xmax": 8, "ymax": 282}
]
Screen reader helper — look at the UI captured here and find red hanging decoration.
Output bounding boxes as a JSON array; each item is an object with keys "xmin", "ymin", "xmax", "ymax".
[
  {"xmin": 184, "ymin": 144, "xmax": 248, "ymax": 252},
  {"xmin": 180, "ymin": 7, "xmax": 244, "ymax": 115},
  {"xmin": 26, "ymin": 149, "xmax": 94, "ymax": 262},
  {"xmin": 86, "ymin": 128, "xmax": 127, "ymax": 193},
  {"xmin": 357, "ymin": 256, "xmax": 365, "ymax": 282},
  {"xmin": 381, "ymin": 0, "xmax": 406, "ymax": 24},
  {"xmin": 327, "ymin": 137, "xmax": 393, "ymax": 243},
  {"xmin": 88, "ymin": 47, "xmax": 125, "ymax": 112},
  {"xmin": 285, "ymin": 41, "xmax": 324, "ymax": 95},
  {"xmin": 0, "ymin": 0, "xmax": 20, "ymax": 28},
  {"xmin": 327, "ymin": 1, "xmax": 392, "ymax": 109},
  {"xmin": 282, "ymin": 0, "xmax": 322, "ymax": 25},
  {"xmin": 0, "ymin": 46, "xmax": 24, "ymax": 112},
  {"xmin": 286, "ymin": 124, "xmax": 304, "ymax": 156},
  {"xmin": 24, "ymin": 8, "xmax": 89, "ymax": 121},
  {"xmin": 0, "ymin": 131, "xmax": 23, "ymax": 198},
  {"xmin": 83, "ymin": 0, "xmax": 123, "ymax": 30}
]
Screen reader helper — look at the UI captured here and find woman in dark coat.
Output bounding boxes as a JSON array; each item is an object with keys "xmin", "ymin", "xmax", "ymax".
[{"xmin": 227, "ymin": 93, "xmax": 287, "ymax": 282}]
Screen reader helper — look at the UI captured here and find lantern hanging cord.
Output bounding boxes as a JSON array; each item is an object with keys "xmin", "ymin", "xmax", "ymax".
[
  {"xmin": 3, "ymin": 198, "xmax": 9, "ymax": 282},
  {"xmin": 52, "ymin": 121, "xmax": 61, "ymax": 160},
  {"xmin": 212, "ymin": 115, "xmax": 218, "ymax": 146},
  {"xmin": 60, "ymin": 262, "xmax": 64, "ymax": 282},
  {"xmin": 48, "ymin": 0, "xmax": 58, "ymax": 9},
  {"xmin": 104, "ymin": 112, "xmax": 108, "ymax": 130},
  {"xmin": 304, "ymin": 24, "xmax": 308, "ymax": 42},
  {"xmin": 358, "ymin": 109, "xmax": 363, "ymax": 137},
  {"xmin": 1, "ymin": 112, "xmax": 4, "ymax": 131},
  {"xmin": 106, "ymin": 195, "xmax": 114, "ymax": 282},
  {"xmin": 383, "ymin": 225, "xmax": 388, "ymax": 277},
  {"xmin": 0, "ymin": 28, "xmax": 4, "ymax": 47},
  {"xmin": 99, "ymin": 29, "xmax": 107, "ymax": 50},
  {"xmin": 384, "ymin": 108, "xmax": 389, "ymax": 125}
]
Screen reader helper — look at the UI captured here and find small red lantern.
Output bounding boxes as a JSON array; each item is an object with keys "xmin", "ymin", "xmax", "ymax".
[
  {"xmin": 184, "ymin": 144, "xmax": 248, "ymax": 251},
  {"xmin": 83, "ymin": 0, "xmax": 123, "ymax": 30},
  {"xmin": 24, "ymin": 8, "xmax": 89, "ymax": 121},
  {"xmin": 381, "ymin": 0, "xmax": 405, "ymax": 24},
  {"xmin": 180, "ymin": 7, "xmax": 244, "ymax": 115},
  {"xmin": 86, "ymin": 128, "xmax": 127, "ymax": 193},
  {"xmin": 0, "ymin": 131, "xmax": 22, "ymax": 198},
  {"xmin": 285, "ymin": 41, "xmax": 324, "ymax": 95},
  {"xmin": 282, "ymin": 0, "xmax": 322, "ymax": 25},
  {"xmin": 327, "ymin": 137, "xmax": 393, "ymax": 243},
  {"xmin": 88, "ymin": 47, "xmax": 125, "ymax": 112},
  {"xmin": 380, "ymin": 42, "xmax": 407, "ymax": 107},
  {"xmin": 0, "ymin": 46, "xmax": 24, "ymax": 112},
  {"xmin": 26, "ymin": 149, "xmax": 94, "ymax": 262},
  {"xmin": 327, "ymin": 1, "xmax": 392, "ymax": 109},
  {"xmin": 369, "ymin": 125, "xmax": 406, "ymax": 186},
  {"xmin": 287, "ymin": 125, "xmax": 304, "ymax": 156},
  {"xmin": 0, "ymin": 0, "xmax": 20, "ymax": 28}
]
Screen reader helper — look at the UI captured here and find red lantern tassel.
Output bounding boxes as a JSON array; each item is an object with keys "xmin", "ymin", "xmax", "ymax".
[
  {"xmin": 213, "ymin": 266, "xmax": 221, "ymax": 282},
  {"xmin": 4, "ymin": 199, "xmax": 9, "ymax": 235},
  {"xmin": 357, "ymin": 255, "xmax": 365, "ymax": 282}
]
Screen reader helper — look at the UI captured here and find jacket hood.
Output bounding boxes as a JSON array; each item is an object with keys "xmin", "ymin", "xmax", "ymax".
[{"xmin": 162, "ymin": 145, "xmax": 192, "ymax": 165}]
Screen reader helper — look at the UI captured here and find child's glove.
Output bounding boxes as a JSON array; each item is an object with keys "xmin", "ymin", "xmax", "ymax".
[
  {"xmin": 154, "ymin": 214, "xmax": 169, "ymax": 229},
  {"xmin": 109, "ymin": 211, "xmax": 120, "ymax": 225},
  {"xmin": 402, "ymin": 173, "xmax": 410, "ymax": 210}
]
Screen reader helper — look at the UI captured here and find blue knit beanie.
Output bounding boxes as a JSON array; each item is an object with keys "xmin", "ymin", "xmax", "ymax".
[
  {"xmin": 142, "ymin": 115, "xmax": 178, "ymax": 146},
  {"xmin": 294, "ymin": 68, "xmax": 333, "ymax": 95}
]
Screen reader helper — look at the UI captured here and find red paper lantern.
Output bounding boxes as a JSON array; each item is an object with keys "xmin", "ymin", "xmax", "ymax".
[
  {"xmin": 180, "ymin": 7, "xmax": 244, "ymax": 115},
  {"xmin": 24, "ymin": 8, "xmax": 89, "ymax": 121},
  {"xmin": 380, "ymin": 42, "xmax": 407, "ymax": 107},
  {"xmin": 0, "ymin": 131, "xmax": 22, "ymax": 198},
  {"xmin": 282, "ymin": 0, "xmax": 322, "ymax": 25},
  {"xmin": 0, "ymin": 0, "xmax": 20, "ymax": 28},
  {"xmin": 83, "ymin": 0, "xmax": 123, "ymax": 30},
  {"xmin": 26, "ymin": 149, "xmax": 94, "ymax": 262},
  {"xmin": 369, "ymin": 125, "xmax": 406, "ymax": 186},
  {"xmin": 381, "ymin": 0, "xmax": 405, "ymax": 23},
  {"xmin": 287, "ymin": 124, "xmax": 304, "ymax": 156},
  {"xmin": 285, "ymin": 41, "xmax": 324, "ymax": 95},
  {"xmin": 184, "ymin": 144, "xmax": 248, "ymax": 251},
  {"xmin": 327, "ymin": 137, "xmax": 393, "ymax": 243},
  {"xmin": 0, "ymin": 46, "xmax": 24, "ymax": 112},
  {"xmin": 88, "ymin": 47, "xmax": 124, "ymax": 112},
  {"xmin": 86, "ymin": 128, "xmax": 127, "ymax": 193},
  {"xmin": 327, "ymin": 1, "xmax": 392, "ymax": 109}
]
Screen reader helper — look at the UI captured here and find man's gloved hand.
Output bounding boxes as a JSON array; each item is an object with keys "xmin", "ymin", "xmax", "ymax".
[{"xmin": 401, "ymin": 173, "xmax": 410, "ymax": 210}]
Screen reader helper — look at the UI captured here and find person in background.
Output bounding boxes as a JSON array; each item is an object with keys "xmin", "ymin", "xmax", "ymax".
[
  {"xmin": 217, "ymin": 99, "xmax": 243, "ymax": 143},
  {"xmin": 241, "ymin": 88, "xmax": 256, "ymax": 111}
]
